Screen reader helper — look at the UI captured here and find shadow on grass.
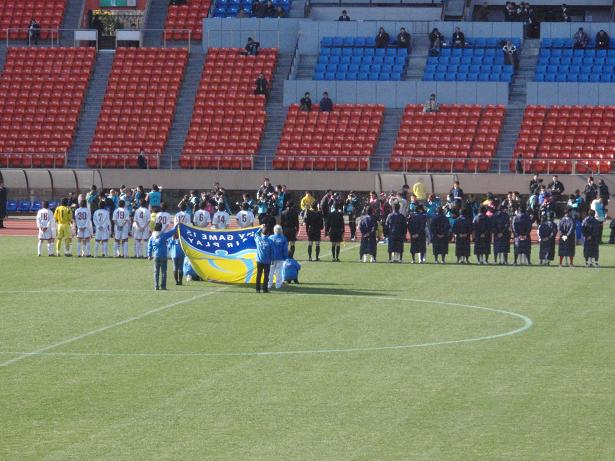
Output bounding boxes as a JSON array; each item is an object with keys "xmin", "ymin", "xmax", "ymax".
[{"xmin": 278, "ymin": 284, "xmax": 391, "ymax": 297}]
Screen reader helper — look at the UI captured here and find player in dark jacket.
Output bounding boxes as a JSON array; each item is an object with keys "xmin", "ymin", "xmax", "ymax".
[
  {"xmin": 492, "ymin": 205, "xmax": 511, "ymax": 265},
  {"xmin": 430, "ymin": 207, "xmax": 450, "ymax": 263},
  {"xmin": 582, "ymin": 210, "xmax": 601, "ymax": 267},
  {"xmin": 385, "ymin": 202, "xmax": 406, "ymax": 262},
  {"xmin": 280, "ymin": 201, "xmax": 300, "ymax": 258},
  {"xmin": 359, "ymin": 207, "xmax": 378, "ymax": 263},
  {"xmin": 538, "ymin": 211, "xmax": 558, "ymax": 265},
  {"xmin": 304, "ymin": 203, "xmax": 323, "ymax": 261},
  {"xmin": 452, "ymin": 209, "xmax": 472, "ymax": 264},
  {"xmin": 407, "ymin": 205, "xmax": 427, "ymax": 263},
  {"xmin": 558, "ymin": 207, "xmax": 576, "ymax": 267},
  {"xmin": 512, "ymin": 206, "xmax": 533, "ymax": 265},
  {"xmin": 472, "ymin": 206, "xmax": 492, "ymax": 264},
  {"xmin": 327, "ymin": 203, "xmax": 345, "ymax": 261}
]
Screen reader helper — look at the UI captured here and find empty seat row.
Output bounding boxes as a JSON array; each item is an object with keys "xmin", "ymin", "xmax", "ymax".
[
  {"xmin": 164, "ymin": 0, "xmax": 211, "ymax": 40},
  {"xmin": 541, "ymin": 38, "xmax": 615, "ymax": 49}
]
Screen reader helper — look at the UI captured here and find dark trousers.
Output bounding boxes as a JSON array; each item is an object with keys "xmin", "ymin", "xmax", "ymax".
[
  {"xmin": 154, "ymin": 257, "xmax": 167, "ymax": 289},
  {"xmin": 255, "ymin": 262, "xmax": 270, "ymax": 292},
  {"xmin": 348, "ymin": 217, "xmax": 356, "ymax": 238}
]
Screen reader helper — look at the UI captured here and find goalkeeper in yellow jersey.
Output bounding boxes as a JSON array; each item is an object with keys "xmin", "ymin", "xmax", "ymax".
[{"xmin": 53, "ymin": 198, "xmax": 73, "ymax": 256}]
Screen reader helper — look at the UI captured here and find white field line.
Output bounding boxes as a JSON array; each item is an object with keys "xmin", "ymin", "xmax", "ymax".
[
  {"xmin": 0, "ymin": 292, "xmax": 533, "ymax": 360},
  {"xmin": 0, "ymin": 286, "xmax": 229, "ymax": 367}
]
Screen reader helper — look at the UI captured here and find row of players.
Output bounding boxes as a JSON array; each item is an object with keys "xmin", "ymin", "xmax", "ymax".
[{"xmin": 35, "ymin": 198, "xmax": 256, "ymax": 258}]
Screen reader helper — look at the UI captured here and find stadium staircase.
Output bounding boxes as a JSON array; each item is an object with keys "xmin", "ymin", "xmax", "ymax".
[
  {"xmin": 160, "ymin": 49, "xmax": 206, "ymax": 168},
  {"xmin": 67, "ymin": 52, "xmax": 114, "ymax": 168},
  {"xmin": 60, "ymin": 0, "xmax": 85, "ymax": 46},
  {"xmin": 255, "ymin": 53, "xmax": 294, "ymax": 170},
  {"xmin": 0, "ymin": 43, "xmax": 7, "ymax": 73},
  {"xmin": 295, "ymin": 55, "xmax": 317, "ymax": 79},
  {"xmin": 372, "ymin": 108, "xmax": 403, "ymax": 171},
  {"xmin": 492, "ymin": 38, "xmax": 539, "ymax": 172},
  {"xmin": 144, "ymin": 0, "xmax": 170, "ymax": 47},
  {"xmin": 405, "ymin": 34, "xmax": 429, "ymax": 80}
]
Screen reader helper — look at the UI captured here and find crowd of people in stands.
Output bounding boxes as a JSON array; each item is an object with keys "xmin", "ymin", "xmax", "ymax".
[{"xmin": 26, "ymin": 176, "xmax": 614, "ymax": 269}]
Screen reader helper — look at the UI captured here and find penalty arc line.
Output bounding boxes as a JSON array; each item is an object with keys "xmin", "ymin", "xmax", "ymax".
[
  {"xmin": 0, "ymin": 293, "xmax": 533, "ymax": 360},
  {"xmin": 0, "ymin": 286, "xmax": 230, "ymax": 368}
]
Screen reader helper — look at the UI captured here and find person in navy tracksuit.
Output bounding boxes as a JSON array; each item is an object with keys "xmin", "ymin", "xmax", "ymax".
[
  {"xmin": 538, "ymin": 211, "xmax": 557, "ymax": 265},
  {"xmin": 473, "ymin": 206, "xmax": 492, "ymax": 264},
  {"xmin": 359, "ymin": 207, "xmax": 378, "ymax": 263},
  {"xmin": 430, "ymin": 207, "xmax": 450, "ymax": 263},
  {"xmin": 492, "ymin": 205, "xmax": 511, "ymax": 265},
  {"xmin": 407, "ymin": 205, "xmax": 428, "ymax": 263},
  {"xmin": 512, "ymin": 206, "xmax": 533, "ymax": 265},
  {"xmin": 582, "ymin": 210, "xmax": 601, "ymax": 267},
  {"xmin": 452, "ymin": 208, "xmax": 472, "ymax": 264},
  {"xmin": 254, "ymin": 225, "xmax": 273, "ymax": 293},
  {"xmin": 558, "ymin": 207, "xmax": 576, "ymax": 267}
]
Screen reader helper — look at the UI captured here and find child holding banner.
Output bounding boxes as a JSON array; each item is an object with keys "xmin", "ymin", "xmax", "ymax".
[{"xmin": 254, "ymin": 225, "xmax": 273, "ymax": 293}]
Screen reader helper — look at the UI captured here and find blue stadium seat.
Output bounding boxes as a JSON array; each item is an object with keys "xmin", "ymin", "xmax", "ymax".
[
  {"xmin": 385, "ymin": 48, "xmax": 397, "ymax": 56},
  {"xmin": 338, "ymin": 63, "xmax": 349, "ymax": 72},
  {"xmin": 364, "ymin": 48, "xmax": 375, "ymax": 56},
  {"xmin": 435, "ymin": 72, "xmax": 445, "ymax": 80},
  {"xmin": 341, "ymin": 48, "xmax": 352, "ymax": 56},
  {"xmin": 562, "ymin": 48, "xmax": 573, "ymax": 57},
  {"xmin": 370, "ymin": 64, "xmax": 382, "ymax": 72},
  {"xmin": 351, "ymin": 56, "xmax": 362, "ymax": 64},
  {"xmin": 545, "ymin": 74, "xmax": 555, "ymax": 82},
  {"xmin": 31, "ymin": 201, "xmax": 41, "ymax": 213},
  {"xmin": 590, "ymin": 74, "xmax": 601, "ymax": 82},
  {"xmin": 325, "ymin": 64, "xmax": 337, "ymax": 72},
  {"xmin": 359, "ymin": 64, "xmax": 370, "ymax": 73},
  {"xmin": 461, "ymin": 56, "xmax": 471, "ymax": 65},
  {"xmin": 314, "ymin": 72, "xmax": 324, "ymax": 80},
  {"xmin": 353, "ymin": 37, "xmax": 366, "ymax": 46},
  {"xmin": 340, "ymin": 55, "xmax": 350, "ymax": 64},
  {"xmin": 556, "ymin": 74, "xmax": 567, "ymax": 82},
  {"xmin": 373, "ymin": 55, "xmax": 384, "ymax": 64},
  {"xmin": 565, "ymin": 73, "xmax": 578, "ymax": 82},
  {"xmin": 382, "ymin": 64, "xmax": 393, "ymax": 73},
  {"xmin": 331, "ymin": 48, "xmax": 341, "ymax": 56},
  {"xmin": 6, "ymin": 200, "xmax": 17, "ymax": 213},
  {"xmin": 332, "ymin": 37, "xmax": 343, "ymax": 46},
  {"xmin": 551, "ymin": 49, "xmax": 562, "ymax": 57},
  {"xmin": 335, "ymin": 72, "xmax": 346, "ymax": 80},
  {"xmin": 349, "ymin": 64, "xmax": 359, "ymax": 72},
  {"xmin": 474, "ymin": 38, "xmax": 487, "ymax": 47},
  {"xmin": 375, "ymin": 48, "xmax": 385, "ymax": 56},
  {"xmin": 440, "ymin": 48, "xmax": 451, "ymax": 56},
  {"xmin": 571, "ymin": 56, "xmax": 582, "ymax": 65},
  {"xmin": 578, "ymin": 74, "xmax": 589, "ymax": 82},
  {"xmin": 398, "ymin": 49, "xmax": 408, "ymax": 58},
  {"xmin": 346, "ymin": 71, "xmax": 357, "ymax": 80},
  {"xmin": 552, "ymin": 39, "xmax": 564, "ymax": 47},
  {"xmin": 451, "ymin": 48, "xmax": 462, "ymax": 56},
  {"xmin": 352, "ymin": 48, "xmax": 363, "ymax": 56},
  {"xmin": 369, "ymin": 72, "xmax": 379, "ymax": 80},
  {"xmin": 535, "ymin": 73, "xmax": 545, "ymax": 81},
  {"xmin": 357, "ymin": 72, "xmax": 368, "ymax": 80},
  {"xmin": 321, "ymin": 37, "xmax": 333, "ymax": 47},
  {"xmin": 467, "ymin": 72, "xmax": 479, "ymax": 80},
  {"xmin": 423, "ymin": 73, "xmax": 435, "ymax": 81},
  {"xmin": 469, "ymin": 64, "xmax": 480, "ymax": 73},
  {"xmin": 597, "ymin": 49, "xmax": 607, "ymax": 58},
  {"xmin": 379, "ymin": 72, "xmax": 391, "ymax": 80},
  {"xmin": 325, "ymin": 72, "xmax": 335, "ymax": 80},
  {"xmin": 364, "ymin": 37, "xmax": 375, "ymax": 47},
  {"xmin": 457, "ymin": 72, "xmax": 468, "ymax": 81},
  {"xmin": 478, "ymin": 73, "xmax": 489, "ymax": 81},
  {"xmin": 18, "ymin": 200, "xmax": 31, "ymax": 213},
  {"xmin": 391, "ymin": 72, "xmax": 402, "ymax": 81},
  {"xmin": 601, "ymin": 74, "xmax": 611, "ymax": 82}
]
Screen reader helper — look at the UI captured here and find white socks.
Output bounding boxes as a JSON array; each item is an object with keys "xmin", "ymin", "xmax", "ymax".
[
  {"xmin": 123, "ymin": 241, "xmax": 129, "ymax": 258},
  {"xmin": 37, "ymin": 241, "xmax": 42, "ymax": 255}
]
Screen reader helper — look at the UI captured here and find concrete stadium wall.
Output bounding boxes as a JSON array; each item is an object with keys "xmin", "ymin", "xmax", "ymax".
[
  {"xmin": 283, "ymin": 80, "xmax": 509, "ymax": 106},
  {"xmin": 203, "ymin": 18, "xmax": 302, "ymax": 53},
  {"xmin": 540, "ymin": 22, "xmax": 615, "ymax": 38},
  {"xmin": 309, "ymin": 7, "xmax": 442, "ymax": 21},
  {"xmin": 3, "ymin": 169, "xmax": 613, "ymax": 200},
  {"xmin": 526, "ymin": 82, "xmax": 615, "ymax": 105}
]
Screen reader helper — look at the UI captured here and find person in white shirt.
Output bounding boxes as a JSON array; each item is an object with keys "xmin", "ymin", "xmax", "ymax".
[
  {"xmin": 74, "ymin": 199, "xmax": 92, "ymax": 257},
  {"xmin": 132, "ymin": 199, "xmax": 151, "ymax": 258},
  {"xmin": 155, "ymin": 202, "xmax": 172, "ymax": 232},
  {"xmin": 193, "ymin": 201, "xmax": 211, "ymax": 228},
  {"xmin": 211, "ymin": 203, "xmax": 231, "ymax": 229},
  {"xmin": 112, "ymin": 200, "xmax": 131, "ymax": 258},
  {"xmin": 93, "ymin": 201, "xmax": 111, "ymax": 257},
  {"xmin": 174, "ymin": 203, "xmax": 189, "ymax": 226},
  {"xmin": 36, "ymin": 201, "xmax": 56, "ymax": 256},
  {"xmin": 236, "ymin": 202, "xmax": 255, "ymax": 228}
]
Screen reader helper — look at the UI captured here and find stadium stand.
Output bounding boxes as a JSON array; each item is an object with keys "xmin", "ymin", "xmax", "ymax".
[
  {"xmin": 512, "ymin": 105, "xmax": 614, "ymax": 174},
  {"xmin": 273, "ymin": 104, "xmax": 385, "ymax": 170},
  {"xmin": 389, "ymin": 104, "xmax": 505, "ymax": 172},
  {"xmin": 87, "ymin": 48, "xmax": 188, "ymax": 169},
  {"xmin": 535, "ymin": 39, "xmax": 615, "ymax": 82},
  {"xmin": 180, "ymin": 47, "xmax": 278, "ymax": 169},
  {"xmin": 0, "ymin": 0, "xmax": 66, "ymax": 40},
  {"xmin": 165, "ymin": 0, "xmax": 211, "ymax": 40},
  {"xmin": 213, "ymin": 0, "xmax": 292, "ymax": 18},
  {"xmin": 0, "ymin": 47, "xmax": 95, "ymax": 168},
  {"xmin": 423, "ymin": 38, "xmax": 520, "ymax": 82},
  {"xmin": 314, "ymin": 37, "xmax": 408, "ymax": 81}
]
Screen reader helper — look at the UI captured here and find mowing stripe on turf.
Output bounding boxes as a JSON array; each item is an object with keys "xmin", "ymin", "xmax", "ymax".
[
  {"xmin": 0, "ymin": 294, "xmax": 533, "ymax": 359},
  {"xmin": 0, "ymin": 286, "xmax": 230, "ymax": 368}
]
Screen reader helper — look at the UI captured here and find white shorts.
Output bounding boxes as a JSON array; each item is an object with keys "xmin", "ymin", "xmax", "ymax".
[
  {"xmin": 95, "ymin": 228, "xmax": 110, "ymax": 241},
  {"xmin": 133, "ymin": 226, "xmax": 150, "ymax": 240},
  {"xmin": 38, "ymin": 228, "xmax": 53, "ymax": 240},
  {"xmin": 77, "ymin": 226, "xmax": 92, "ymax": 239},
  {"xmin": 114, "ymin": 225, "xmax": 130, "ymax": 240}
]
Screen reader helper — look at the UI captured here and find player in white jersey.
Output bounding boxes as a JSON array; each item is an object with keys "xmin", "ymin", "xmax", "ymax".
[
  {"xmin": 155, "ymin": 202, "xmax": 173, "ymax": 232},
  {"xmin": 193, "ymin": 201, "xmax": 211, "ymax": 228},
  {"xmin": 74, "ymin": 199, "xmax": 92, "ymax": 257},
  {"xmin": 36, "ymin": 201, "xmax": 56, "ymax": 256},
  {"xmin": 211, "ymin": 203, "xmax": 231, "ymax": 229},
  {"xmin": 236, "ymin": 202, "xmax": 255, "ymax": 228},
  {"xmin": 174, "ymin": 203, "xmax": 189, "ymax": 226},
  {"xmin": 112, "ymin": 200, "xmax": 131, "ymax": 258},
  {"xmin": 92, "ymin": 201, "xmax": 111, "ymax": 257},
  {"xmin": 132, "ymin": 199, "xmax": 151, "ymax": 258}
]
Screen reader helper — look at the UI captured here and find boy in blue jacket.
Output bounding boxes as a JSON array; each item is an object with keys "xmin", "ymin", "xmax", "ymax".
[
  {"xmin": 147, "ymin": 223, "xmax": 176, "ymax": 290},
  {"xmin": 283, "ymin": 258, "xmax": 301, "ymax": 284},
  {"xmin": 268, "ymin": 225, "xmax": 289, "ymax": 290},
  {"xmin": 254, "ymin": 225, "xmax": 273, "ymax": 293}
]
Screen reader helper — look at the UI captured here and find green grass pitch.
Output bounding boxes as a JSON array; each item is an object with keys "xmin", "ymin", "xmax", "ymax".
[{"xmin": 1, "ymin": 236, "xmax": 615, "ymax": 460}]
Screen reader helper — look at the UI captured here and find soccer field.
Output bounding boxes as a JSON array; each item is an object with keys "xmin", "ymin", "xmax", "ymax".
[{"xmin": 1, "ymin": 236, "xmax": 614, "ymax": 460}]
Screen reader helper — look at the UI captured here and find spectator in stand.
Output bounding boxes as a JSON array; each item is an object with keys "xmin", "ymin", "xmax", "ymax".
[
  {"xmin": 255, "ymin": 73, "xmax": 269, "ymax": 100},
  {"xmin": 0, "ymin": 180, "xmax": 7, "ymax": 228},
  {"xmin": 375, "ymin": 27, "xmax": 390, "ymax": 48},
  {"xmin": 28, "ymin": 18, "xmax": 40, "ymax": 46},
  {"xmin": 299, "ymin": 92, "xmax": 312, "ymax": 112},
  {"xmin": 252, "ymin": 0, "xmax": 263, "ymax": 17},
  {"xmin": 429, "ymin": 28, "xmax": 443, "ymax": 52},
  {"xmin": 338, "ymin": 10, "xmax": 350, "ymax": 21},
  {"xmin": 503, "ymin": 40, "xmax": 519, "ymax": 70},
  {"xmin": 475, "ymin": 2, "xmax": 489, "ymax": 21},
  {"xmin": 519, "ymin": 2, "xmax": 536, "ymax": 38},
  {"xmin": 573, "ymin": 27, "xmax": 588, "ymax": 49},
  {"xmin": 596, "ymin": 30, "xmax": 610, "ymax": 49},
  {"xmin": 560, "ymin": 3, "xmax": 570, "ymax": 22},
  {"xmin": 274, "ymin": 6, "xmax": 286, "ymax": 17},
  {"xmin": 515, "ymin": 154, "xmax": 524, "ymax": 174},
  {"xmin": 319, "ymin": 92, "xmax": 333, "ymax": 112},
  {"xmin": 423, "ymin": 93, "xmax": 440, "ymax": 113},
  {"xmin": 243, "ymin": 37, "xmax": 260, "ymax": 56},
  {"xmin": 396, "ymin": 27, "xmax": 411, "ymax": 50},
  {"xmin": 137, "ymin": 150, "xmax": 147, "ymax": 169},
  {"xmin": 504, "ymin": 1, "xmax": 517, "ymax": 21},
  {"xmin": 452, "ymin": 27, "xmax": 466, "ymax": 48},
  {"xmin": 236, "ymin": 8, "xmax": 248, "ymax": 17}
]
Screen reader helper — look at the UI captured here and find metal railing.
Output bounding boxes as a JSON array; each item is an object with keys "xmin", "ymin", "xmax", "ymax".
[
  {"xmin": 205, "ymin": 29, "xmax": 282, "ymax": 51},
  {"xmin": 0, "ymin": 153, "xmax": 67, "ymax": 169},
  {"xmin": 85, "ymin": 153, "xmax": 161, "ymax": 169},
  {"xmin": 288, "ymin": 33, "xmax": 302, "ymax": 80},
  {"xmin": 5, "ymin": 28, "xmax": 60, "ymax": 47}
]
